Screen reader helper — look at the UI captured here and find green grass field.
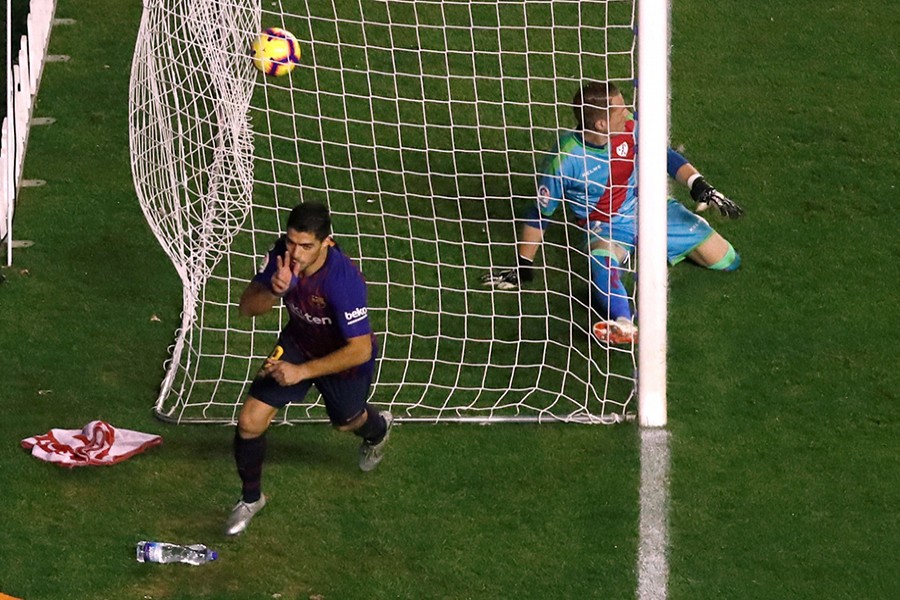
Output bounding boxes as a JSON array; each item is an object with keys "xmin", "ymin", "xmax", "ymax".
[{"xmin": 2, "ymin": 1, "xmax": 899, "ymax": 599}]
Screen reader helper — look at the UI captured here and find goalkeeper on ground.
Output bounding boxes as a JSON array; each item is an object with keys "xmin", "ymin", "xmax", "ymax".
[{"xmin": 482, "ymin": 81, "xmax": 743, "ymax": 345}]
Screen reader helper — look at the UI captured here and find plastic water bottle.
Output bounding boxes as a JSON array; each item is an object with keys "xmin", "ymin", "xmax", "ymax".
[{"xmin": 136, "ymin": 541, "xmax": 218, "ymax": 565}]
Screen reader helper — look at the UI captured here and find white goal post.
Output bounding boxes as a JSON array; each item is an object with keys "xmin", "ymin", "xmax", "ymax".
[{"xmin": 129, "ymin": 0, "xmax": 668, "ymax": 425}]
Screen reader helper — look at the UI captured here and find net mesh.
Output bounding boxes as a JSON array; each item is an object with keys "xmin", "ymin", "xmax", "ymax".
[{"xmin": 129, "ymin": 0, "xmax": 638, "ymax": 424}]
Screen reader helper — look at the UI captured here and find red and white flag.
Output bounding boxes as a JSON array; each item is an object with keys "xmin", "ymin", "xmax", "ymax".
[{"xmin": 21, "ymin": 420, "xmax": 162, "ymax": 467}]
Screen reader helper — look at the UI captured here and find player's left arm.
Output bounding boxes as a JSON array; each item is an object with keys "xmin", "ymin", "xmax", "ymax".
[
  {"xmin": 263, "ymin": 334, "xmax": 372, "ymax": 386},
  {"xmin": 481, "ymin": 167, "xmax": 562, "ymax": 290},
  {"xmin": 265, "ymin": 257, "xmax": 375, "ymax": 386},
  {"xmin": 668, "ymin": 149, "xmax": 744, "ymax": 219}
]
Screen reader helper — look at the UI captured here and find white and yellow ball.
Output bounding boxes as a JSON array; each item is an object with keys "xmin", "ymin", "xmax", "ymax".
[{"xmin": 251, "ymin": 27, "xmax": 301, "ymax": 77}]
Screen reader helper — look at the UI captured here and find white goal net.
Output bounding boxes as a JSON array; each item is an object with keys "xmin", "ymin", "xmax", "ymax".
[{"xmin": 129, "ymin": 0, "xmax": 638, "ymax": 424}]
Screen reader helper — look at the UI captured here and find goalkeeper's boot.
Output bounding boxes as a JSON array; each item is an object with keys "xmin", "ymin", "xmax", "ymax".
[
  {"xmin": 358, "ymin": 411, "xmax": 393, "ymax": 472},
  {"xmin": 224, "ymin": 496, "xmax": 266, "ymax": 536},
  {"xmin": 593, "ymin": 317, "xmax": 638, "ymax": 345}
]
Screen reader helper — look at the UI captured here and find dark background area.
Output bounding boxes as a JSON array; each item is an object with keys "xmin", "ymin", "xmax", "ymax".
[{"xmin": 1, "ymin": 0, "xmax": 33, "ymax": 121}]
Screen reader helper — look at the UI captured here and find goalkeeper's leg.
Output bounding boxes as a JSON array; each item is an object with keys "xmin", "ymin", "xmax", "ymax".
[
  {"xmin": 585, "ymin": 228, "xmax": 637, "ymax": 344},
  {"xmin": 668, "ymin": 200, "xmax": 741, "ymax": 271},
  {"xmin": 688, "ymin": 232, "xmax": 741, "ymax": 272},
  {"xmin": 589, "ymin": 249, "xmax": 637, "ymax": 345},
  {"xmin": 589, "ymin": 248, "xmax": 633, "ymax": 322}
]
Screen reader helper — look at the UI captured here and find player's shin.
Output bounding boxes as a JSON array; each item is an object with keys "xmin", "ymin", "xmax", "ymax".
[
  {"xmin": 708, "ymin": 243, "xmax": 741, "ymax": 272},
  {"xmin": 590, "ymin": 250, "xmax": 632, "ymax": 321},
  {"xmin": 234, "ymin": 431, "xmax": 267, "ymax": 503},
  {"xmin": 353, "ymin": 405, "xmax": 388, "ymax": 444}
]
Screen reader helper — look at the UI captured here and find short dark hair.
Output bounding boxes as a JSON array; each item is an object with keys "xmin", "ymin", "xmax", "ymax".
[
  {"xmin": 572, "ymin": 81, "xmax": 620, "ymax": 132},
  {"xmin": 286, "ymin": 201, "xmax": 331, "ymax": 241}
]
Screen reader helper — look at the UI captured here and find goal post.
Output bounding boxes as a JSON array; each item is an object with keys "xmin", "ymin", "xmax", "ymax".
[
  {"xmin": 130, "ymin": 0, "xmax": 666, "ymax": 425},
  {"xmin": 637, "ymin": 0, "xmax": 670, "ymax": 427}
]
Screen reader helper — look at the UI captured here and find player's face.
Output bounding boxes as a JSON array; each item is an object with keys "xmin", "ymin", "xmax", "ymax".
[
  {"xmin": 604, "ymin": 93, "xmax": 630, "ymax": 135},
  {"xmin": 284, "ymin": 228, "xmax": 328, "ymax": 275}
]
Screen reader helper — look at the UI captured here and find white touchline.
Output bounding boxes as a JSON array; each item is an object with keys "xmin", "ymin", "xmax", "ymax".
[{"xmin": 637, "ymin": 427, "xmax": 671, "ymax": 600}]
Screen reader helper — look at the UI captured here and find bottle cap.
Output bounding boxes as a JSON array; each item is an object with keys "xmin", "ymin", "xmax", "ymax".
[{"xmin": 210, "ymin": 550, "xmax": 219, "ymax": 560}]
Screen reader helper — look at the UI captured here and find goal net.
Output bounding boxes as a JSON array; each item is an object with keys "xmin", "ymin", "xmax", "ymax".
[{"xmin": 129, "ymin": 0, "xmax": 638, "ymax": 424}]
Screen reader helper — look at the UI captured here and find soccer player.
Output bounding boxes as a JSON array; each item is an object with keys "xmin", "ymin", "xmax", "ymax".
[
  {"xmin": 482, "ymin": 81, "xmax": 743, "ymax": 344},
  {"xmin": 225, "ymin": 201, "xmax": 393, "ymax": 536}
]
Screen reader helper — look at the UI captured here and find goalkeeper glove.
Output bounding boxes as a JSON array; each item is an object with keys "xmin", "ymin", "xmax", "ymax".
[
  {"xmin": 480, "ymin": 255, "xmax": 535, "ymax": 290},
  {"xmin": 690, "ymin": 176, "xmax": 744, "ymax": 219}
]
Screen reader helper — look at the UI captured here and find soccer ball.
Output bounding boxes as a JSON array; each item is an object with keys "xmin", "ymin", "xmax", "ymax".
[{"xmin": 251, "ymin": 27, "xmax": 301, "ymax": 77}]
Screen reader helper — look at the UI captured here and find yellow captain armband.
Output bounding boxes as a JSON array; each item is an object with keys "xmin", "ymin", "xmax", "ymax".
[{"xmin": 268, "ymin": 345, "xmax": 284, "ymax": 361}]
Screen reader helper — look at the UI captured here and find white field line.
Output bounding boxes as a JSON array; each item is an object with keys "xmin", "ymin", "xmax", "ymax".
[{"xmin": 637, "ymin": 427, "xmax": 671, "ymax": 600}]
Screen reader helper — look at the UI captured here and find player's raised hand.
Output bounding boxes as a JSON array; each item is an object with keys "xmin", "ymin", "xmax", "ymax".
[
  {"xmin": 690, "ymin": 177, "xmax": 744, "ymax": 219},
  {"xmin": 270, "ymin": 251, "xmax": 295, "ymax": 296}
]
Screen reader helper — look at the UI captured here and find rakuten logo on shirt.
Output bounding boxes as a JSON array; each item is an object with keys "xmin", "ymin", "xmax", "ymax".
[
  {"xmin": 301, "ymin": 312, "xmax": 332, "ymax": 326},
  {"xmin": 287, "ymin": 302, "xmax": 333, "ymax": 326},
  {"xmin": 345, "ymin": 306, "xmax": 368, "ymax": 325}
]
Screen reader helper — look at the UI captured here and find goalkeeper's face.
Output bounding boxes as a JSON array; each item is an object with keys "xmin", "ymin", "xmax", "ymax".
[
  {"xmin": 284, "ymin": 227, "xmax": 329, "ymax": 275},
  {"xmin": 604, "ymin": 93, "xmax": 630, "ymax": 135}
]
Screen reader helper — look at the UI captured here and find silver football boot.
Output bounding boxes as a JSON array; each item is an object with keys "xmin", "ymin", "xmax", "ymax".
[
  {"xmin": 358, "ymin": 411, "xmax": 394, "ymax": 472},
  {"xmin": 224, "ymin": 496, "xmax": 266, "ymax": 536}
]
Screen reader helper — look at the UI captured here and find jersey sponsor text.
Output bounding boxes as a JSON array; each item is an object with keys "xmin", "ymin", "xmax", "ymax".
[{"xmin": 345, "ymin": 306, "xmax": 368, "ymax": 325}]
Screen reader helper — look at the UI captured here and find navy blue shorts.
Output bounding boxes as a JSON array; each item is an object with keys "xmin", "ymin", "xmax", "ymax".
[{"xmin": 248, "ymin": 340, "xmax": 373, "ymax": 427}]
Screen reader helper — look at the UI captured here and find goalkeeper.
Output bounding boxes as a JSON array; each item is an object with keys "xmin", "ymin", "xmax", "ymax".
[
  {"xmin": 225, "ymin": 201, "xmax": 393, "ymax": 536},
  {"xmin": 482, "ymin": 81, "xmax": 743, "ymax": 344}
]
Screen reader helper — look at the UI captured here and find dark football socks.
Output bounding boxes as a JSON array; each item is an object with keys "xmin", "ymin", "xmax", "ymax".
[
  {"xmin": 234, "ymin": 431, "xmax": 266, "ymax": 503},
  {"xmin": 354, "ymin": 405, "xmax": 387, "ymax": 444}
]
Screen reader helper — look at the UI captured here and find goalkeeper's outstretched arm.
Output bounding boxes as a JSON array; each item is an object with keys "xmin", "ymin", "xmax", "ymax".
[
  {"xmin": 516, "ymin": 223, "xmax": 544, "ymax": 265},
  {"xmin": 481, "ymin": 223, "xmax": 545, "ymax": 290},
  {"xmin": 669, "ymin": 153, "xmax": 744, "ymax": 219}
]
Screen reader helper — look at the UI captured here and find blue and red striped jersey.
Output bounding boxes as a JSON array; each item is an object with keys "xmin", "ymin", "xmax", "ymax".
[{"xmin": 537, "ymin": 118, "xmax": 637, "ymax": 224}]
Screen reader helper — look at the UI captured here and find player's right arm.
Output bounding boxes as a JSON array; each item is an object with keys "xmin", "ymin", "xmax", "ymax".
[
  {"xmin": 240, "ymin": 240, "xmax": 298, "ymax": 317},
  {"xmin": 481, "ymin": 150, "xmax": 563, "ymax": 290},
  {"xmin": 239, "ymin": 281, "xmax": 282, "ymax": 317},
  {"xmin": 516, "ymin": 223, "xmax": 545, "ymax": 264},
  {"xmin": 480, "ymin": 217, "xmax": 547, "ymax": 290}
]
